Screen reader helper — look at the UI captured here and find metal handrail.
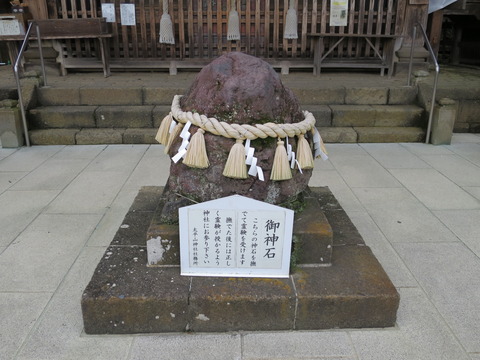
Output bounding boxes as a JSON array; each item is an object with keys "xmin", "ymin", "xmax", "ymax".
[
  {"xmin": 13, "ymin": 21, "xmax": 48, "ymax": 147},
  {"xmin": 407, "ymin": 22, "xmax": 440, "ymax": 144}
]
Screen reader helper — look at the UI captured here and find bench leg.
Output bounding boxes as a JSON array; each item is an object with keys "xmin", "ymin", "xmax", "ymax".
[
  {"xmin": 312, "ymin": 38, "xmax": 323, "ymax": 76},
  {"xmin": 99, "ymin": 38, "xmax": 111, "ymax": 77},
  {"xmin": 52, "ymin": 40, "xmax": 67, "ymax": 76},
  {"xmin": 384, "ymin": 38, "xmax": 396, "ymax": 78},
  {"xmin": 169, "ymin": 61, "xmax": 177, "ymax": 75}
]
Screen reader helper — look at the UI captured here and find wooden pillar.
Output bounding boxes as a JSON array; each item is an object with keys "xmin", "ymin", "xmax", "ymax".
[
  {"xmin": 428, "ymin": 9, "xmax": 444, "ymax": 58},
  {"xmin": 401, "ymin": 0, "xmax": 429, "ymax": 47},
  {"xmin": 23, "ymin": 0, "xmax": 49, "ymax": 20},
  {"xmin": 451, "ymin": 25, "xmax": 462, "ymax": 64}
]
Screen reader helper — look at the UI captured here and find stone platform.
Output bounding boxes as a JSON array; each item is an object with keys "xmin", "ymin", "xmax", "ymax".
[{"xmin": 81, "ymin": 186, "xmax": 399, "ymax": 334}]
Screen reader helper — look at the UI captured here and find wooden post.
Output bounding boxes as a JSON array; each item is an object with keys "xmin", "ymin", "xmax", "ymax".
[
  {"xmin": 428, "ymin": 10, "xmax": 444, "ymax": 58},
  {"xmin": 401, "ymin": 0, "xmax": 429, "ymax": 47},
  {"xmin": 23, "ymin": 0, "xmax": 49, "ymax": 20}
]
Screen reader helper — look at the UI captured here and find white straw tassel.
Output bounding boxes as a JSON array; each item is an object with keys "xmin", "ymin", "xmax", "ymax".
[
  {"xmin": 159, "ymin": 0, "xmax": 175, "ymax": 44},
  {"xmin": 284, "ymin": 0, "xmax": 298, "ymax": 39},
  {"xmin": 227, "ymin": 0, "xmax": 241, "ymax": 40}
]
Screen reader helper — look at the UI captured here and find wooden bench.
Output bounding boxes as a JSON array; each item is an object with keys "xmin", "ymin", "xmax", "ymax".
[
  {"xmin": 1, "ymin": 18, "xmax": 112, "ymax": 77},
  {"xmin": 308, "ymin": 33, "xmax": 401, "ymax": 77}
]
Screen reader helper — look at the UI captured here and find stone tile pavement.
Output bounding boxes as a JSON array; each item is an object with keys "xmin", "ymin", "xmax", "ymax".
[{"xmin": 1, "ymin": 134, "xmax": 479, "ymax": 360}]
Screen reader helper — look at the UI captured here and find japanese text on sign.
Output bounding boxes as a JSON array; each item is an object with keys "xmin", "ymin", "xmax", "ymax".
[
  {"xmin": 179, "ymin": 195, "xmax": 294, "ymax": 278},
  {"xmin": 330, "ymin": 0, "xmax": 348, "ymax": 26},
  {"xmin": 188, "ymin": 209, "xmax": 285, "ymax": 270}
]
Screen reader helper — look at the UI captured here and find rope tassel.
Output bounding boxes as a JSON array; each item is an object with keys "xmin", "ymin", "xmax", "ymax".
[
  {"xmin": 227, "ymin": 0, "xmax": 241, "ymax": 41},
  {"xmin": 296, "ymin": 134, "xmax": 314, "ymax": 169},
  {"xmin": 284, "ymin": 0, "xmax": 298, "ymax": 39},
  {"xmin": 183, "ymin": 128, "xmax": 209, "ymax": 169},
  {"xmin": 271, "ymin": 139, "xmax": 292, "ymax": 181},
  {"xmin": 223, "ymin": 139, "xmax": 248, "ymax": 179},
  {"xmin": 159, "ymin": 0, "xmax": 175, "ymax": 44},
  {"xmin": 155, "ymin": 112, "xmax": 173, "ymax": 145},
  {"xmin": 164, "ymin": 122, "xmax": 183, "ymax": 154}
]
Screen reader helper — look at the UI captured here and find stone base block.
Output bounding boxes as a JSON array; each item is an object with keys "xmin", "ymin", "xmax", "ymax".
[
  {"xmin": 76, "ymin": 128, "xmax": 124, "ymax": 144},
  {"xmin": 29, "ymin": 128, "xmax": 79, "ymax": 145},
  {"xmin": 431, "ymin": 100, "xmax": 457, "ymax": 145},
  {"xmin": 29, "ymin": 106, "xmax": 96, "ymax": 128},
  {"xmin": 95, "ymin": 106, "xmax": 154, "ymax": 128},
  {"xmin": 146, "ymin": 189, "xmax": 333, "ymax": 266},
  {"xmin": 318, "ymin": 127, "xmax": 358, "ymax": 143},
  {"xmin": 345, "ymin": 87, "xmax": 388, "ymax": 105},
  {"xmin": 81, "ymin": 186, "xmax": 399, "ymax": 334},
  {"xmin": 355, "ymin": 126, "xmax": 425, "ymax": 143},
  {"xmin": 0, "ymin": 107, "xmax": 24, "ymax": 148},
  {"xmin": 123, "ymin": 128, "xmax": 157, "ymax": 144}
]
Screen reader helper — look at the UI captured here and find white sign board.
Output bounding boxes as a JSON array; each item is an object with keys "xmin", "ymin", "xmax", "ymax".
[
  {"xmin": 120, "ymin": 3, "xmax": 136, "ymax": 26},
  {"xmin": 101, "ymin": 3, "xmax": 116, "ymax": 23},
  {"xmin": 330, "ymin": 0, "xmax": 348, "ymax": 26},
  {"xmin": 179, "ymin": 195, "xmax": 294, "ymax": 278},
  {"xmin": 0, "ymin": 16, "xmax": 25, "ymax": 36}
]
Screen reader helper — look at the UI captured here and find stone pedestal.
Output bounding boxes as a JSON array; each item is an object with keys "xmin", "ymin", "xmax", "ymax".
[
  {"xmin": 81, "ymin": 186, "xmax": 399, "ymax": 334},
  {"xmin": 431, "ymin": 98, "xmax": 457, "ymax": 145},
  {"xmin": 147, "ymin": 190, "xmax": 333, "ymax": 267},
  {"xmin": 394, "ymin": 45, "xmax": 430, "ymax": 74},
  {"xmin": 0, "ymin": 100, "xmax": 24, "ymax": 148}
]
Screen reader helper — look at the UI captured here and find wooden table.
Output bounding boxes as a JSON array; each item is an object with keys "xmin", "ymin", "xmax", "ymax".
[{"xmin": 308, "ymin": 33, "xmax": 401, "ymax": 77}]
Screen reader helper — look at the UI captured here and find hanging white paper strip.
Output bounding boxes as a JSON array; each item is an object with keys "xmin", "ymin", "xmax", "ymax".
[
  {"xmin": 245, "ymin": 138, "xmax": 251, "ymax": 154},
  {"xmin": 172, "ymin": 148, "xmax": 187, "ymax": 163},
  {"xmin": 179, "ymin": 138, "xmax": 189, "ymax": 153},
  {"xmin": 295, "ymin": 159, "xmax": 303, "ymax": 174},
  {"xmin": 257, "ymin": 166, "xmax": 265, "ymax": 181},
  {"xmin": 286, "ymin": 137, "xmax": 292, "ymax": 161},
  {"xmin": 248, "ymin": 157, "xmax": 258, "ymax": 176},
  {"xmin": 242, "ymin": 140, "xmax": 264, "ymax": 181},
  {"xmin": 180, "ymin": 121, "xmax": 192, "ymax": 139},
  {"xmin": 312, "ymin": 128, "xmax": 328, "ymax": 160},
  {"xmin": 246, "ymin": 147, "xmax": 255, "ymax": 165},
  {"xmin": 169, "ymin": 120, "xmax": 177, "ymax": 134}
]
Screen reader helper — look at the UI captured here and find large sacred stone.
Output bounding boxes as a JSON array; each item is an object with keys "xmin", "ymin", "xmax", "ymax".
[{"xmin": 162, "ymin": 52, "xmax": 312, "ymax": 222}]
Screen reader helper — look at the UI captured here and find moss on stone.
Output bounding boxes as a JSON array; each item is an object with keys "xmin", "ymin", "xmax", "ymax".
[{"xmin": 279, "ymin": 191, "xmax": 307, "ymax": 214}]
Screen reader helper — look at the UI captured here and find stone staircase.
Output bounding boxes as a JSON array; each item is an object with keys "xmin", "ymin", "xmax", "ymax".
[
  {"xmin": 28, "ymin": 81, "xmax": 426, "ymax": 145},
  {"xmin": 295, "ymin": 85, "xmax": 425, "ymax": 143}
]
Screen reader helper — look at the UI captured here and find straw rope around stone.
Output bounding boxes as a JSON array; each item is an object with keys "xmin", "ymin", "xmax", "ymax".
[{"xmin": 170, "ymin": 95, "xmax": 316, "ymax": 141}]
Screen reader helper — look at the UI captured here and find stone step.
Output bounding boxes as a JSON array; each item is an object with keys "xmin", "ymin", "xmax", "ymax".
[
  {"xmin": 29, "ymin": 105, "xmax": 171, "ymax": 129},
  {"xmin": 36, "ymin": 85, "xmax": 418, "ymax": 107},
  {"xmin": 354, "ymin": 126, "xmax": 426, "ymax": 143},
  {"xmin": 307, "ymin": 104, "xmax": 424, "ymax": 127},
  {"xmin": 318, "ymin": 126, "xmax": 425, "ymax": 143},
  {"xmin": 29, "ymin": 106, "xmax": 97, "ymax": 129},
  {"xmin": 28, "ymin": 126, "xmax": 425, "ymax": 145},
  {"xmin": 36, "ymin": 86, "xmax": 184, "ymax": 106},
  {"xmin": 29, "ymin": 128, "xmax": 157, "ymax": 145},
  {"xmin": 29, "ymin": 103, "xmax": 424, "ymax": 132},
  {"xmin": 329, "ymin": 104, "xmax": 425, "ymax": 127}
]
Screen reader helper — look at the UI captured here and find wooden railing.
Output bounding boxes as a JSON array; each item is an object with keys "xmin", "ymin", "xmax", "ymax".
[{"xmin": 42, "ymin": 0, "xmax": 404, "ymax": 66}]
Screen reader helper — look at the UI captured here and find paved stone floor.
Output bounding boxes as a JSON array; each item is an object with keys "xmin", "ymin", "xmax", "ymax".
[{"xmin": 0, "ymin": 133, "xmax": 479, "ymax": 360}]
